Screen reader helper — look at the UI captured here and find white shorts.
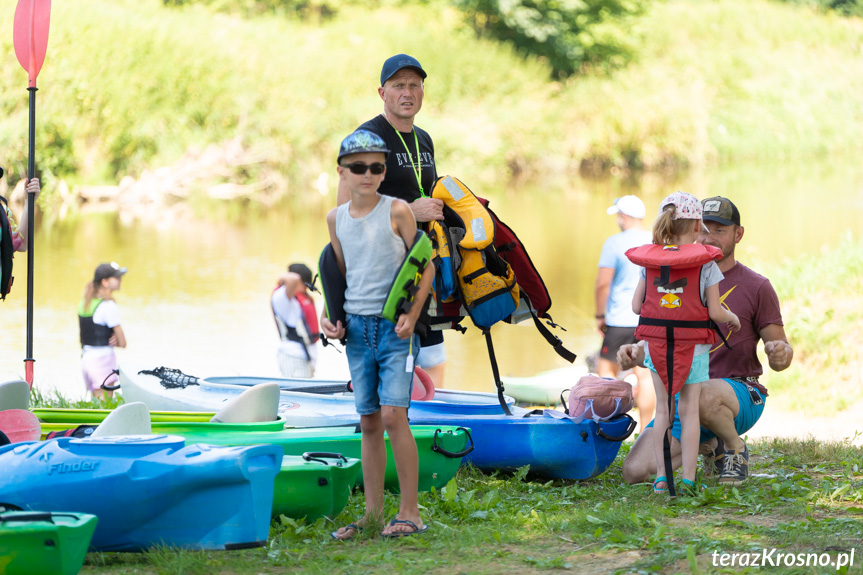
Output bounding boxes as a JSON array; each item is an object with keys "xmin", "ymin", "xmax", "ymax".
[
  {"xmin": 416, "ymin": 341, "xmax": 446, "ymax": 369},
  {"xmin": 277, "ymin": 349, "xmax": 315, "ymax": 378}
]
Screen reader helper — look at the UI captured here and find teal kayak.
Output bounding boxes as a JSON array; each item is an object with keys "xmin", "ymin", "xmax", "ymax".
[{"xmin": 0, "ymin": 511, "xmax": 97, "ymax": 575}]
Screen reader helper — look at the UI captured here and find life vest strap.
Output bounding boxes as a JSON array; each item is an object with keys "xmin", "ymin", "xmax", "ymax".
[
  {"xmin": 483, "ymin": 329, "xmax": 512, "ymax": 416},
  {"xmin": 639, "ymin": 317, "xmax": 713, "ymax": 329}
]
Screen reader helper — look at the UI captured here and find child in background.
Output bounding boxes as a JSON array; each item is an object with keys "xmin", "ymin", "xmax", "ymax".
[
  {"xmin": 322, "ymin": 130, "xmax": 435, "ymax": 538},
  {"xmin": 272, "ymin": 262, "xmax": 319, "ymax": 378},
  {"xmin": 79, "ymin": 262, "xmax": 128, "ymax": 399},
  {"xmin": 628, "ymin": 192, "xmax": 739, "ymax": 496}
]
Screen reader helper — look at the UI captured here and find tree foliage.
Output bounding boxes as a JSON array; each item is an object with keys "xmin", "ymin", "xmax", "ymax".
[
  {"xmin": 775, "ymin": 0, "xmax": 863, "ymax": 16},
  {"xmin": 453, "ymin": 0, "xmax": 648, "ymax": 78}
]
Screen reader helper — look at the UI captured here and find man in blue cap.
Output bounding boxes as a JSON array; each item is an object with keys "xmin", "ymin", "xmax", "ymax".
[{"xmin": 337, "ymin": 54, "xmax": 447, "ymax": 386}]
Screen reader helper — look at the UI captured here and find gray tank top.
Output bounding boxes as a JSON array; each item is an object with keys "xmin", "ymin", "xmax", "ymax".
[{"xmin": 336, "ymin": 195, "xmax": 407, "ymax": 316}]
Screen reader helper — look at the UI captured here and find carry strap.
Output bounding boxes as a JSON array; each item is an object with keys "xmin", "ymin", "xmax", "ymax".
[{"xmin": 483, "ymin": 329, "xmax": 512, "ymax": 415}]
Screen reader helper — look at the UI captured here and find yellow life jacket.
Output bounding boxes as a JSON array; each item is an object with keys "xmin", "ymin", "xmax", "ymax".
[{"xmin": 430, "ymin": 176, "xmax": 519, "ymax": 330}]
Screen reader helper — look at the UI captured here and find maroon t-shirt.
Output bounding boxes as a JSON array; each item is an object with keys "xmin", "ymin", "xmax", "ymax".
[{"xmin": 707, "ymin": 262, "xmax": 784, "ymax": 380}]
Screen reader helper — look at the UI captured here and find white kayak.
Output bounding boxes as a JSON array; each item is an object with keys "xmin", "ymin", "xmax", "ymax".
[
  {"xmin": 118, "ymin": 363, "xmax": 516, "ymax": 427},
  {"xmin": 500, "ymin": 365, "xmax": 589, "ymax": 406}
]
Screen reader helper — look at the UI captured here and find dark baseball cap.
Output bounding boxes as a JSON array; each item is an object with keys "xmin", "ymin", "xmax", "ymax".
[
  {"xmin": 288, "ymin": 263, "xmax": 313, "ymax": 286},
  {"xmin": 94, "ymin": 262, "xmax": 127, "ymax": 283},
  {"xmin": 337, "ymin": 129, "xmax": 389, "ymax": 163},
  {"xmin": 701, "ymin": 196, "xmax": 741, "ymax": 226},
  {"xmin": 380, "ymin": 54, "xmax": 427, "ymax": 86}
]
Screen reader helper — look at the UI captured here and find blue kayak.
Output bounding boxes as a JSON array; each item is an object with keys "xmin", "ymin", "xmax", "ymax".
[
  {"xmin": 408, "ymin": 408, "xmax": 636, "ymax": 480},
  {"xmin": 0, "ymin": 435, "xmax": 281, "ymax": 551}
]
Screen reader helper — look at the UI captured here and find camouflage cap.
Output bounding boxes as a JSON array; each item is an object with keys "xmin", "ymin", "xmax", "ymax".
[{"xmin": 701, "ymin": 196, "xmax": 741, "ymax": 226}]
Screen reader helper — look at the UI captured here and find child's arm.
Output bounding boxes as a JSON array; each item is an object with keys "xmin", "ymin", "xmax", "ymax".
[
  {"xmin": 275, "ymin": 272, "xmax": 304, "ymax": 299},
  {"xmin": 631, "ymin": 277, "xmax": 646, "ymax": 315},
  {"xmin": 705, "ymin": 284, "xmax": 740, "ymax": 332},
  {"xmin": 14, "ymin": 178, "xmax": 40, "ymax": 252},
  {"xmin": 391, "ymin": 200, "xmax": 435, "ymax": 340},
  {"xmin": 320, "ymin": 208, "xmax": 346, "ymax": 340}
]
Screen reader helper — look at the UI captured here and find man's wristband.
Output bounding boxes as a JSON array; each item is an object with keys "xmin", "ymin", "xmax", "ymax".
[{"xmin": 595, "ymin": 314, "xmax": 605, "ymax": 319}]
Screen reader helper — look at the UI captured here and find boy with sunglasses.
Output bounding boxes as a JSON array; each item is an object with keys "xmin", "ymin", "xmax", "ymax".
[{"xmin": 323, "ymin": 129, "xmax": 435, "ymax": 540}]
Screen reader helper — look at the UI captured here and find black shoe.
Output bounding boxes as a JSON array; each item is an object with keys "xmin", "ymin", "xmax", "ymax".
[{"xmin": 719, "ymin": 441, "xmax": 749, "ymax": 486}]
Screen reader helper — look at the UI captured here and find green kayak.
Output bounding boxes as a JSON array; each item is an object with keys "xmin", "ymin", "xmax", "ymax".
[
  {"xmin": 33, "ymin": 409, "xmax": 473, "ymax": 493},
  {"xmin": 276, "ymin": 454, "xmax": 361, "ymax": 520},
  {"xmin": 34, "ymin": 407, "xmax": 233, "ymax": 425},
  {"xmin": 0, "ymin": 511, "xmax": 98, "ymax": 575}
]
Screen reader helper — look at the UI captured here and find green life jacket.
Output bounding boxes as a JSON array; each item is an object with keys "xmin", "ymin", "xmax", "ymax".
[
  {"xmin": 381, "ymin": 230, "xmax": 432, "ymax": 323},
  {"xmin": 78, "ymin": 298, "xmax": 113, "ymax": 347}
]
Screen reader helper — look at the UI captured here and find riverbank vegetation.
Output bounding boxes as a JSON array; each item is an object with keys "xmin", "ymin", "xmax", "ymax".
[{"xmin": 1, "ymin": 0, "xmax": 863, "ymax": 211}]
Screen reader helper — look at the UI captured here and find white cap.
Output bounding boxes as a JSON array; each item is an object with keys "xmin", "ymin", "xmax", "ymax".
[{"xmin": 607, "ymin": 195, "xmax": 646, "ymax": 219}]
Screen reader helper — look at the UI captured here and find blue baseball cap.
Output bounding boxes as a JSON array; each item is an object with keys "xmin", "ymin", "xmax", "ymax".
[
  {"xmin": 380, "ymin": 54, "xmax": 427, "ymax": 86},
  {"xmin": 337, "ymin": 130, "xmax": 390, "ymax": 163}
]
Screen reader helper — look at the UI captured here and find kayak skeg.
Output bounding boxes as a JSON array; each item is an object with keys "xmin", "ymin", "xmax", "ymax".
[
  {"xmin": 0, "ymin": 511, "xmax": 98, "ymax": 575},
  {"xmin": 0, "ymin": 435, "xmax": 282, "ymax": 552}
]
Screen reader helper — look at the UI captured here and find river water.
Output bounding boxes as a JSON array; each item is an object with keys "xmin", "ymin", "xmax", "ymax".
[{"xmin": 2, "ymin": 157, "xmax": 861, "ymax": 400}]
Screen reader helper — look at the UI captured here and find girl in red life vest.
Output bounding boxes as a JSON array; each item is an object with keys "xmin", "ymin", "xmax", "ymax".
[{"xmin": 628, "ymin": 192, "xmax": 740, "ymax": 495}]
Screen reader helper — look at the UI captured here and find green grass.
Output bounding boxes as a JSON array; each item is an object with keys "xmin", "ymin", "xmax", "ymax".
[
  {"xmin": 757, "ymin": 236, "xmax": 863, "ymax": 415},
  {"xmin": 2, "ymin": 0, "xmax": 863, "ymax": 208},
  {"xmin": 70, "ymin": 437, "xmax": 862, "ymax": 574}
]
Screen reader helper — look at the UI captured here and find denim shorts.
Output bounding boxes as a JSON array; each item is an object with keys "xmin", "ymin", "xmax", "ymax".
[
  {"xmin": 345, "ymin": 314, "xmax": 419, "ymax": 415},
  {"xmin": 644, "ymin": 346, "xmax": 710, "ymax": 385},
  {"xmin": 645, "ymin": 378, "xmax": 767, "ymax": 443}
]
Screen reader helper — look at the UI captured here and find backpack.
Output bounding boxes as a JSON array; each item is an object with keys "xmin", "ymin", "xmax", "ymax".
[
  {"xmin": 563, "ymin": 375, "xmax": 633, "ymax": 422},
  {"xmin": 0, "ymin": 197, "xmax": 15, "ymax": 300}
]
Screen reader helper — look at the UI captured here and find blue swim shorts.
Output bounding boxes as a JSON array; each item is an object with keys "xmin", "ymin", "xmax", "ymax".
[
  {"xmin": 645, "ymin": 378, "xmax": 767, "ymax": 443},
  {"xmin": 345, "ymin": 314, "xmax": 419, "ymax": 415}
]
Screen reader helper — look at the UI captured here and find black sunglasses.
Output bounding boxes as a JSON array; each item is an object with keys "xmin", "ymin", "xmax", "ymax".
[{"xmin": 342, "ymin": 162, "xmax": 386, "ymax": 175}]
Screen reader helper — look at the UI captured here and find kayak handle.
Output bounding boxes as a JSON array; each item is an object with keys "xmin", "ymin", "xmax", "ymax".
[
  {"xmin": 596, "ymin": 414, "xmax": 637, "ymax": 442},
  {"xmin": 431, "ymin": 427, "xmax": 474, "ymax": 458},
  {"xmin": 302, "ymin": 452, "xmax": 349, "ymax": 466},
  {"xmin": 0, "ymin": 511, "xmax": 79, "ymax": 523}
]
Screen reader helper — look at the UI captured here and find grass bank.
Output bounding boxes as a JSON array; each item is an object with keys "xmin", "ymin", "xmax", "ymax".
[
  {"xmin": 70, "ymin": 438, "xmax": 861, "ymax": 574},
  {"xmin": 1, "ymin": 0, "xmax": 863, "ymax": 208}
]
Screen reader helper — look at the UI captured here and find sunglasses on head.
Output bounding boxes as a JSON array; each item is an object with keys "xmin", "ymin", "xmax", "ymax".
[{"xmin": 342, "ymin": 162, "xmax": 386, "ymax": 175}]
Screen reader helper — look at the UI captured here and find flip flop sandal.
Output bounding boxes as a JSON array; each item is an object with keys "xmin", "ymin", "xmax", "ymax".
[
  {"xmin": 330, "ymin": 522, "xmax": 362, "ymax": 541},
  {"xmin": 380, "ymin": 518, "xmax": 429, "ymax": 538},
  {"xmin": 652, "ymin": 476, "xmax": 669, "ymax": 495},
  {"xmin": 680, "ymin": 478, "xmax": 707, "ymax": 496}
]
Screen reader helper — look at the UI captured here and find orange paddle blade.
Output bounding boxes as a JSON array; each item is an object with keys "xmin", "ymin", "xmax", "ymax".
[{"xmin": 14, "ymin": 0, "xmax": 52, "ymax": 88}]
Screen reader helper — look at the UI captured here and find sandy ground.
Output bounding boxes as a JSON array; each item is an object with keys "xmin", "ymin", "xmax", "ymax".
[{"xmin": 742, "ymin": 401, "xmax": 863, "ymax": 446}]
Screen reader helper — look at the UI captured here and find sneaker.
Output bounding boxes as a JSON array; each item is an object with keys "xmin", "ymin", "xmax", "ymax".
[
  {"xmin": 719, "ymin": 441, "xmax": 749, "ymax": 486},
  {"xmin": 701, "ymin": 437, "xmax": 726, "ymax": 477}
]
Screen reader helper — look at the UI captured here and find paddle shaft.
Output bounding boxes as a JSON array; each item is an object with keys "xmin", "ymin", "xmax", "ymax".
[{"xmin": 24, "ymin": 87, "xmax": 37, "ymax": 387}]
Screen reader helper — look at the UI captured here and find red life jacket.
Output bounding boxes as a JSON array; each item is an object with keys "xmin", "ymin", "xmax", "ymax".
[{"xmin": 626, "ymin": 243, "xmax": 722, "ymax": 397}]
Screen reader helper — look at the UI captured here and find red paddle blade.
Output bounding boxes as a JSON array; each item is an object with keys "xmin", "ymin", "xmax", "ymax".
[
  {"xmin": 0, "ymin": 409, "xmax": 41, "ymax": 443},
  {"xmin": 13, "ymin": 0, "xmax": 52, "ymax": 88}
]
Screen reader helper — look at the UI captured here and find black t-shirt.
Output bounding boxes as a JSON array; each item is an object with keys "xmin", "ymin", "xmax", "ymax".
[
  {"xmin": 357, "ymin": 115, "xmax": 443, "ymax": 348},
  {"xmin": 358, "ymin": 115, "xmax": 437, "ymax": 202}
]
